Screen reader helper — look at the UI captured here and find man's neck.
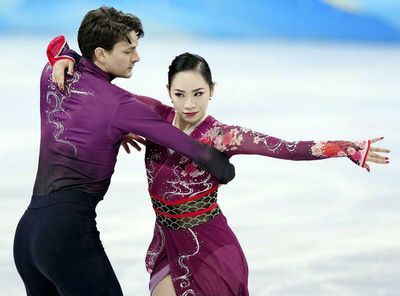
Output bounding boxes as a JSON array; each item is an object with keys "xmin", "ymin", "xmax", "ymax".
[{"xmin": 93, "ymin": 60, "xmax": 108, "ymax": 73}]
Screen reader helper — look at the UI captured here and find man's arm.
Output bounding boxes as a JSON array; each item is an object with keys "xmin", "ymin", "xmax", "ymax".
[
  {"xmin": 109, "ymin": 96, "xmax": 235, "ymax": 184},
  {"xmin": 46, "ymin": 36, "xmax": 235, "ymax": 183}
]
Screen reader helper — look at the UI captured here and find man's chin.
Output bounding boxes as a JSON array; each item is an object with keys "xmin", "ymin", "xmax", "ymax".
[{"xmin": 121, "ymin": 71, "xmax": 133, "ymax": 79}]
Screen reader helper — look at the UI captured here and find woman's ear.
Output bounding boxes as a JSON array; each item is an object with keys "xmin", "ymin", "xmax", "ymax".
[
  {"xmin": 166, "ymin": 84, "xmax": 173, "ymax": 102},
  {"xmin": 210, "ymin": 81, "xmax": 216, "ymax": 98},
  {"xmin": 166, "ymin": 84, "xmax": 171, "ymax": 96}
]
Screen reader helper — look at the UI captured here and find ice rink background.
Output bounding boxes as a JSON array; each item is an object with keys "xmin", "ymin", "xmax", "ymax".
[
  {"xmin": 1, "ymin": 36, "xmax": 399, "ymax": 296},
  {"xmin": 1, "ymin": 1, "xmax": 400, "ymax": 295}
]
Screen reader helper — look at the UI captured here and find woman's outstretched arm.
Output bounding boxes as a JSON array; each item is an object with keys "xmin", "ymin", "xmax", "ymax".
[{"xmin": 200, "ymin": 123, "xmax": 389, "ymax": 171}]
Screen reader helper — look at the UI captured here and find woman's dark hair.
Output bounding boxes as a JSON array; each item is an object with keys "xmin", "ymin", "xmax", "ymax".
[
  {"xmin": 78, "ymin": 6, "xmax": 144, "ymax": 60},
  {"xmin": 168, "ymin": 53, "xmax": 214, "ymax": 89}
]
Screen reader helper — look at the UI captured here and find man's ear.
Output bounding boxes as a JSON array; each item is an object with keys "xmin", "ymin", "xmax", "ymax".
[{"xmin": 94, "ymin": 47, "xmax": 107, "ymax": 63}]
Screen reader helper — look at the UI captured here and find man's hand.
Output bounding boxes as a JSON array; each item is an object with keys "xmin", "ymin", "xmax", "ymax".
[
  {"xmin": 52, "ymin": 59, "xmax": 75, "ymax": 91},
  {"xmin": 121, "ymin": 133, "xmax": 146, "ymax": 154}
]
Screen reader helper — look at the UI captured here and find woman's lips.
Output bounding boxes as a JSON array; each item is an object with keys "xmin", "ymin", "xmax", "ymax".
[{"xmin": 183, "ymin": 112, "xmax": 198, "ymax": 118}]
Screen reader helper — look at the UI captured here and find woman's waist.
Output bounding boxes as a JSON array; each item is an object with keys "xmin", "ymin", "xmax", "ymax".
[{"xmin": 149, "ymin": 186, "xmax": 220, "ymax": 229}]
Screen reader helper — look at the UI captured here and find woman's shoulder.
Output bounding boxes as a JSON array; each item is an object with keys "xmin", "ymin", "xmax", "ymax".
[
  {"xmin": 205, "ymin": 115, "xmax": 231, "ymax": 130},
  {"xmin": 155, "ymin": 103, "xmax": 174, "ymax": 120}
]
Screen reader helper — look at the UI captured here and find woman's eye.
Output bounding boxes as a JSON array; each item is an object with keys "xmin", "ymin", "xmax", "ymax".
[
  {"xmin": 174, "ymin": 93, "xmax": 184, "ymax": 98},
  {"xmin": 194, "ymin": 92, "xmax": 204, "ymax": 97}
]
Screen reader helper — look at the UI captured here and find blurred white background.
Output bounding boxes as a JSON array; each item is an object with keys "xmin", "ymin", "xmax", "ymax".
[{"xmin": 1, "ymin": 1, "xmax": 399, "ymax": 295}]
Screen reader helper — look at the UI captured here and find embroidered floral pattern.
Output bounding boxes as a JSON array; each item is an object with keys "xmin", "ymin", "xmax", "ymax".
[
  {"xmin": 200, "ymin": 125, "xmax": 244, "ymax": 152},
  {"xmin": 311, "ymin": 140, "xmax": 368, "ymax": 166},
  {"xmin": 182, "ymin": 162, "xmax": 203, "ymax": 178}
]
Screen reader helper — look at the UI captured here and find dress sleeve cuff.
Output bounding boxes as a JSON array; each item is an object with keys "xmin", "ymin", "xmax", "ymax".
[
  {"xmin": 361, "ymin": 140, "xmax": 371, "ymax": 168},
  {"xmin": 46, "ymin": 35, "xmax": 75, "ymax": 66}
]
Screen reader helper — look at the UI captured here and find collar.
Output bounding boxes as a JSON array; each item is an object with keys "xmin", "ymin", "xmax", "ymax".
[
  {"xmin": 79, "ymin": 58, "xmax": 116, "ymax": 82},
  {"xmin": 172, "ymin": 113, "xmax": 208, "ymax": 135}
]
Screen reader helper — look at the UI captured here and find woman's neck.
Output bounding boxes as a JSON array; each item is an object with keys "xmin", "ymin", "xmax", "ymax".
[
  {"xmin": 174, "ymin": 116, "xmax": 194, "ymax": 132},
  {"xmin": 173, "ymin": 114, "xmax": 207, "ymax": 134}
]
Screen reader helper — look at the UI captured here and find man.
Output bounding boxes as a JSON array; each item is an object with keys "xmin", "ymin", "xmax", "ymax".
[{"xmin": 13, "ymin": 6, "xmax": 234, "ymax": 295}]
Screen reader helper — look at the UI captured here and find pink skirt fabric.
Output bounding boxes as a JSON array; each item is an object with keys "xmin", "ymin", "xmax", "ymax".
[{"xmin": 146, "ymin": 213, "xmax": 249, "ymax": 295}]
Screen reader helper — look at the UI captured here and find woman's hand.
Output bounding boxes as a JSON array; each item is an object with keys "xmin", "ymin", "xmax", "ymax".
[
  {"xmin": 364, "ymin": 137, "xmax": 390, "ymax": 172},
  {"xmin": 51, "ymin": 59, "xmax": 75, "ymax": 91},
  {"xmin": 121, "ymin": 133, "xmax": 146, "ymax": 154}
]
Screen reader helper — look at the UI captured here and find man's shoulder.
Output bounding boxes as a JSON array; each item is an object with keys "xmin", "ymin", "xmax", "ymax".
[{"xmin": 109, "ymin": 83, "xmax": 139, "ymax": 101}]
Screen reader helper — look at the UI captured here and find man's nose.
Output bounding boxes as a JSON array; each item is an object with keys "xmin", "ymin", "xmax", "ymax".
[{"xmin": 132, "ymin": 51, "xmax": 140, "ymax": 62}]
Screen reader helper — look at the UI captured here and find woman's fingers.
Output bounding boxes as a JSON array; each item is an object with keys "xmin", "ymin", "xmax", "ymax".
[
  {"xmin": 366, "ymin": 155, "xmax": 389, "ymax": 164},
  {"xmin": 370, "ymin": 136, "xmax": 384, "ymax": 143},
  {"xmin": 121, "ymin": 133, "xmax": 144, "ymax": 153},
  {"xmin": 67, "ymin": 61, "xmax": 75, "ymax": 76},
  {"xmin": 364, "ymin": 137, "xmax": 390, "ymax": 172},
  {"xmin": 129, "ymin": 140, "xmax": 142, "ymax": 152},
  {"xmin": 122, "ymin": 142, "xmax": 131, "ymax": 154},
  {"xmin": 370, "ymin": 147, "xmax": 390, "ymax": 153},
  {"xmin": 51, "ymin": 59, "xmax": 74, "ymax": 91},
  {"xmin": 368, "ymin": 151, "xmax": 389, "ymax": 160},
  {"xmin": 131, "ymin": 135, "xmax": 146, "ymax": 145}
]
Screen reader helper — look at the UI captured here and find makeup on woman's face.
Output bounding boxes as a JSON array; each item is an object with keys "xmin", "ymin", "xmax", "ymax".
[{"xmin": 169, "ymin": 70, "xmax": 214, "ymax": 129}]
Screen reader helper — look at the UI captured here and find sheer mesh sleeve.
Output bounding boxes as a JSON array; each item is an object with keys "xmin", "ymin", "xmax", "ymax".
[{"xmin": 199, "ymin": 123, "xmax": 370, "ymax": 168}]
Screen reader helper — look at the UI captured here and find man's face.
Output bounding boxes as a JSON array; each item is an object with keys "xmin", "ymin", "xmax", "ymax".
[{"xmin": 102, "ymin": 31, "xmax": 140, "ymax": 78}]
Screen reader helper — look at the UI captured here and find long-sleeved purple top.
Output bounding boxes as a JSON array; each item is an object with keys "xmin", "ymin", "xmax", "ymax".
[{"xmin": 34, "ymin": 40, "xmax": 234, "ymax": 200}]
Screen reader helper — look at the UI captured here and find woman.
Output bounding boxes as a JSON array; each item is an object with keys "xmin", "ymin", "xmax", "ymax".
[
  {"xmin": 51, "ymin": 50, "xmax": 389, "ymax": 296},
  {"xmin": 125, "ymin": 52, "xmax": 390, "ymax": 296}
]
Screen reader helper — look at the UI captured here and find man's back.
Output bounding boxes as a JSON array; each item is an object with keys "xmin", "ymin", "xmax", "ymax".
[{"xmin": 34, "ymin": 59, "xmax": 141, "ymax": 199}]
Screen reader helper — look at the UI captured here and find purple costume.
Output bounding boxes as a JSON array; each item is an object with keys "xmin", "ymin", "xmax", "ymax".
[
  {"xmin": 13, "ymin": 38, "xmax": 234, "ymax": 295},
  {"xmin": 33, "ymin": 37, "xmax": 234, "ymax": 200},
  {"xmin": 144, "ymin": 105, "xmax": 370, "ymax": 295},
  {"xmin": 46, "ymin": 37, "xmax": 371, "ymax": 295}
]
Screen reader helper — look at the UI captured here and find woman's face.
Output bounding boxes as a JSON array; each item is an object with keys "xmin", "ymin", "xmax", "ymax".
[{"xmin": 169, "ymin": 70, "xmax": 214, "ymax": 128}]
